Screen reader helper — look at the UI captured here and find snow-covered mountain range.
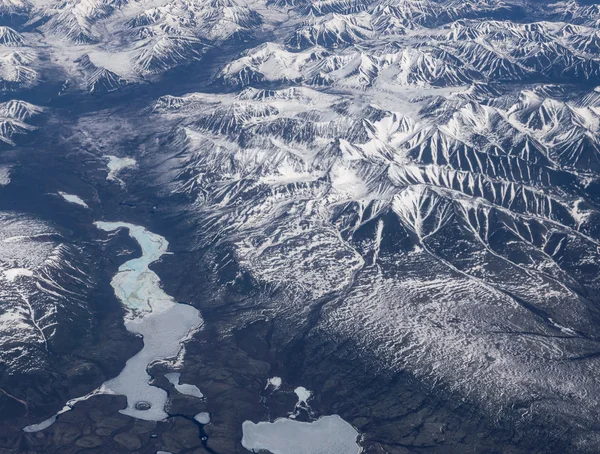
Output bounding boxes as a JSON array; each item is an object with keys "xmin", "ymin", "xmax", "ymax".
[{"xmin": 3, "ymin": 0, "xmax": 600, "ymax": 453}]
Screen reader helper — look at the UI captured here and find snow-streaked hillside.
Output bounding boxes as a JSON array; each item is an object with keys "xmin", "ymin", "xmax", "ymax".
[
  {"xmin": 5, "ymin": 0, "xmax": 600, "ymax": 452},
  {"xmin": 140, "ymin": 1, "xmax": 600, "ymax": 443}
]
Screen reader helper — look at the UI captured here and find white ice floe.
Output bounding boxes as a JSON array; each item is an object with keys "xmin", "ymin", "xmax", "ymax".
[
  {"xmin": 106, "ymin": 155, "xmax": 136, "ymax": 183},
  {"xmin": 266, "ymin": 376, "xmax": 282, "ymax": 391},
  {"xmin": 294, "ymin": 387, "xmax": 311, "ymax": 406},
  {"xmin": 24, "ymin": 222, "xmax": 203, "ymax": 431},
  {"xmin": 58, "ymin": 192, "xmax": 88, "ymax": 208},
  {"xmin": 241, "ymin": 415, "xmax": 361, "ymax": 454},
  {"xmin": 2, "ymin": 267, "xmax": 33, "ymax": 281},
  {"xmin": 194, "ymin": 412, "xmax": 210, "ymax": 424},
  {"xmin": 165, "ymin": 372, "xmax": 203, "ymax": 398}
]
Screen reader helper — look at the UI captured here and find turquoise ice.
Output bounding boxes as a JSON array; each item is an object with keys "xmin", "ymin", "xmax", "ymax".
[{"xmin": 24, "ymin": 222, "xmax": 203, "ymax": 431}]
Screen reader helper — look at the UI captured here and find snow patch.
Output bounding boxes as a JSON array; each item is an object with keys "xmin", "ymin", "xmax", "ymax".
[
  {"xmin": 2, "ymin": 267, "xmax": 32, "ymax": 281},
  {"xmin": 194, "ymin": 412, "xmax": 210, "ymax": 424},
  {"xmin": 549, "ymin": 318, "xmax": 578, "ymax": 336},
  {"xmin": 106, "ymin": 155, "xmax": 136, "ymax": 183},
  {"xmin": 58, "ymin": 192, "xmax": 88, "ymax": 208},
  {"xmin": 294, "ymin": 386, "xmax": 311, "ymax": 405},
  {"xmin": 266, "ymin": 376, "xmax": 282, "ymax": 391},
  {"xmin": 165, "ymin": 372, "xmax": 203, "ymax": 398},
  {"xmin": 22, "ymin": 416, "xmax": 56, "ymax": 433}
]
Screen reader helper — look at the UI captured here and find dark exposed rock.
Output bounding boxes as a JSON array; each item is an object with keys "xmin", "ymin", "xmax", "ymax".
[{"xmin": 113, "ymin": 433, "xmax": 142, "ymax": 451}]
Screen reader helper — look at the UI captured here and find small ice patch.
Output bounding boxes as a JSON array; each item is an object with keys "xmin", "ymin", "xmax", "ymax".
[
  {"xmin": 194, "ymin": 412, "xmax": 210, "ymax": 424},
  {"xmin": 549, "ymin": 317, "xmax": 578, "ymax": 336},
  {"xmin": 106, "ymin": 155, "xmax": 136, "ymax": 183},
  {"xmin": 58, "ymin": 192, "xmax": 88, "ymax": 208},
  {"xmin": 241, "ymin": 415, "xmax": 360, "ymax": 454},
  {"xmin": 165, "ymin": 372, "xmax": 203, "ymax": 398},
  {"xmin": 3, "ymin": 268, "xmax": 33, "ymax": 281},
  {"xmin": 294, "ymin": 387, "xmax": 311, "ymax": 405},
  {"xmin": 266, "ymin": 376, "xmax": 282, "ymax": 391},
  {"xmin": 23, "ymin": 416, "xmax": 56, "ymax": 433}
]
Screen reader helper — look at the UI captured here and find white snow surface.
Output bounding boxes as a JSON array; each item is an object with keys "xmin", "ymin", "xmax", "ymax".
[
  {"xmin": 58, "ymin": 192, "xmax": 88, "ymax": 208},
  {"xmin": 266, "ymin": 376, "xmax": 282, "ymax": 390},
  {"xmin": 294, "ymin": 386, "xmax": 311, "ymax": 406},
  {"xmin": 241, "ymin": 415, "xmax": 361, "ymax": 454},
  {"xmin": 106, "ymin": 155, "xmax": 136, "ymax": 183},
  {"xmin": 0, "ymin": 166, "xmax": 9, "ymax": 185},
  {"xmin": 194, "ymin": 412, "xmax": 210, "ymax": 424},
  {"xmin": 165, "ymin": 372, "xmax": 203, "ymax": 398},
  {"xmin": 22, "ymin": 416, "xmax": 56, "ymax": 433},
  {"xmin": 2, "ymin": 267, "xmax": 32, "ymax": 281}
]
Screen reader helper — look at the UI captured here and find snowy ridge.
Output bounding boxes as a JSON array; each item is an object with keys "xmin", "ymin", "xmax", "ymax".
[
  {"xmin": 36, "ymin": 0, "xmax": 126, "ymax": 44},
  {"xmin": 148, "ymin": 59, "xmax": 600, "ymax": 446},
  {"xmin": 19, "ymin": 0, "xmax": 268, "ymax": 83},
  {"xmin": 74, "ymin": 54, "xmax": 129, "ymax": 93},
  {"xmin": 126, "ymin": 0, "xmax": 263, "ymax": 42},
  {"xmin": 5, "ymin": 0, "xmax": 600, "ymax": 92},
  {"xmin": 0, "ymin": 26, "xmax": 24, "ymax": 46},
  {"xmin": 0, "ymin": 50, "xmax": 38, "ymax": 90},
  {"xmin": 286, "ymin": 13, "xmax": 374, "ymax": 50},
  {"xmin": 0, "ymin": 98, "xmax": 42, "ymax": 145},
  {"xmin": 0, "ymin": 0, "xmax": 31, "ymax": 22},
  {"xmin": 0, "ymin": 212, "xmax": 97, "ymax": 385}
]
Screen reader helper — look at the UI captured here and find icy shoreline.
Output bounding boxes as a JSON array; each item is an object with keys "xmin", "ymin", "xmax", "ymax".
[{"xmin": 24, "ymin": 222, "xmax": 203, "ymax": 430}]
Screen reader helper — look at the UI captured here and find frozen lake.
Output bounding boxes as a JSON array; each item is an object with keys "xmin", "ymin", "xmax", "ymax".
[
  {"xmin": 25, "ymin": 222, "xmax": 203, "ymax": 430},
  {"xmin": 242, "ymin": 415, "xmax": 361, "ymax": 454}
]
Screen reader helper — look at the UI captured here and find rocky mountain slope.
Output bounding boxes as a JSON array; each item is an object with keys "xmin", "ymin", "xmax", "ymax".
[{"xmin": 2, "ymin": 0, "xmax": 600, "ymax": 453}]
